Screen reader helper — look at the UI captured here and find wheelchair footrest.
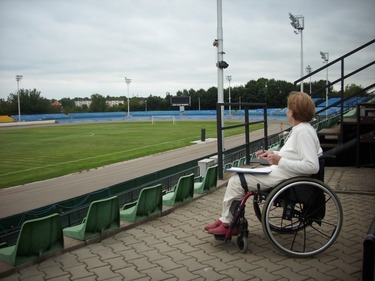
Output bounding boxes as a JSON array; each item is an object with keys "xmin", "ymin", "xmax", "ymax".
[
  {"xmin": 213, "ymin": 229, "xmax": 240, "ymax": 241},
  {"xmin": 214, "ymin": 234, "xmax": 226, "ymax": 241}
]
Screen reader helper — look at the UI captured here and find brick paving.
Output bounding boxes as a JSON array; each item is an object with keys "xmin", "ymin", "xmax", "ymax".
[{"xmin": 1, "ymin": 166, "xmax": 374, "ymax": 280}]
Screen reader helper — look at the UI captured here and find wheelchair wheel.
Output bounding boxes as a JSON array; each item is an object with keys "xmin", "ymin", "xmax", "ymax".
[{"xmin": 261, "ymin": 177, "xmax": 343, "ymax": 258}]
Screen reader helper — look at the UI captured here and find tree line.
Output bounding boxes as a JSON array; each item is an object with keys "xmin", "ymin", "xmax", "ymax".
[{"xmin": 0, "ymin": 78, "xmax": 364, "ymax": 115}]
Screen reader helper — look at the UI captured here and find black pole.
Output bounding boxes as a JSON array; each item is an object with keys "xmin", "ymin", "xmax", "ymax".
[
  {"xmin": 339, "ymin": 58, "xmax": 345, "ymax": 144},
  {"xmin": 264, "ymin": 105, "xmax": 268, "ymax": 149},
  {"xmin": 245, "ymin": 106, "xmax": 250, "ymax": 165},
  {"xmin": 217, "ymin": 103, "xmax": 224, "ymax": 179}
]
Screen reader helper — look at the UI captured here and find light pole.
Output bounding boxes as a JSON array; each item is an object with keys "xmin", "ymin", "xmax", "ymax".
[
  {"xmin": 226, "ymin": 75, "xmax": 232, "ymax": 115},
  {"xmin": 320, "ymin": 51, "xmax": 329, "ymax": 116},
  {"xmin": 16, "ymin": 75, "xmax": 23, "ymax": 122},
  {"xmin": 125, "ymin": 77, "xmax": 131, "ymax": 117},
  {"xmin": 305, "ymin": 65, "xmax": 312, "ymax": 95},
  {"xmin": 289, "ymin": 13, "xmax": 304, "ymax": 92}
]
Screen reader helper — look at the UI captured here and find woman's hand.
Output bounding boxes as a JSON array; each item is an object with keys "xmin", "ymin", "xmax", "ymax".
[
  {"xmin": 255, "ymin": 149, "xmax": 274, "ymax": 159},
  {"xmin": 267, "ymin": 153, "xmax": 281, "ymax": 165},
  {"xmin": 255, "ymin": 150, "xmax": 281, "ymax": 165}
]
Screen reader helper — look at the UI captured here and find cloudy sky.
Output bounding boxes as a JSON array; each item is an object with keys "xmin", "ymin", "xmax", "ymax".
[{"xmin": 0, "ymin": 0, "xmax": 374, "ymax": 100}]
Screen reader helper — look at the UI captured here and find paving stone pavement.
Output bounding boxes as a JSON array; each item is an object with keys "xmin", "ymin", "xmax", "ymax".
[{"xmin": 1, "ymin": 166, "xmax": 374, "ymax": 281}]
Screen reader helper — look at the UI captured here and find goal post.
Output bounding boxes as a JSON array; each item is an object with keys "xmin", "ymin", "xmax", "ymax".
[{"xmin": 151, "ymin": 115, "xmax": 175, "ymax": 124}]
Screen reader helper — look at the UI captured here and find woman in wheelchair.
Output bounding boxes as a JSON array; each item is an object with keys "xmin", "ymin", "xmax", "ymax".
[{"xmin": 205, "ymin": 91, "xmax": 323, "ymax": 236}]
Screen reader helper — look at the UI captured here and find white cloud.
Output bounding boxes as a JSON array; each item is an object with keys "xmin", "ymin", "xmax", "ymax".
[{"xmin": 0, "ymin": 0, "xmax": 374, "ymax": 100}]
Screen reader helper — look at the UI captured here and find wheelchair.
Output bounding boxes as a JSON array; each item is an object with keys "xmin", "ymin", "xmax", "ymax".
[{"xmin": 215, "ymin": 158, "xmax": 343, "ymax": 258}]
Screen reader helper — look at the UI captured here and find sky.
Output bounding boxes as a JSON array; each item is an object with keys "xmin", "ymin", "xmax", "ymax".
[{"xmin": 0, "ymin": 0, "xmax": 374, "ymax": 101}]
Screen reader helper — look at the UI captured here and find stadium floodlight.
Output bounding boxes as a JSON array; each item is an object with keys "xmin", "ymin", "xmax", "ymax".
[
  {"xmin": 289, "ymin": 13, "xmax": 304, "ymax": 31},
  {"xmin": 289, "ymin": 13, "xmax": 304, "ymax": 92},
  {"xmin": 16, "ymin": 75, "xmax": 23, "ymax": 122},
  {"xmin": 320, "ymin": 51, "xmax": 329, "ymax": 116},
  {"xmin": 125, "ymin": 77, "xmax": 132, "ymax": 117},
  {"xmin": 320, "ymin": 51, "xmax": 329, "ymax": 62}
]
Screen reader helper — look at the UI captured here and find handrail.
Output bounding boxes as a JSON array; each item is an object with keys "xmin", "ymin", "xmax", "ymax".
[
  {"xmin": 294, "ymin": 38, "xmax": 375, "ymax": 143},
  {"xmin": 295, "ymin": 38, "xmax": 375, "ymax": 84}
]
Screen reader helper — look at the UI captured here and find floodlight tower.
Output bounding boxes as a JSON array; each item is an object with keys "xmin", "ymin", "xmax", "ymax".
[
  {"xmin": 320, "ymin": 51, "xmax": 329, "ymax": 116},
  {"xmin": 226, "ymin": 75, "xmax": 232, "ymax": 115},
  {"xmin": 305, "ymin": 65, "xmax": 312, "ymax": 95},
  {"xmin": 289, "ymin": 13, "xmax": 304, "ymax": 92},
  {"xmin": 16, "ymin": 75, "xmax": 23, "ymax": 122},
  {"xmin": 125, "ymin": 77, "xmax": 132, "ymax": 117}
]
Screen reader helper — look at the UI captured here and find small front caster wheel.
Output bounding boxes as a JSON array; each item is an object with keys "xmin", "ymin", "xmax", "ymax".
[{"xmin": 236, "ymin": 234, "xmax": 248, "ymax": 253}]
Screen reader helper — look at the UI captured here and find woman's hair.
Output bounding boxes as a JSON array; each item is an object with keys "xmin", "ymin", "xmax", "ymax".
[{"xmin": 287, "ymin": 91, "xmax": 316, "ymax": 122}]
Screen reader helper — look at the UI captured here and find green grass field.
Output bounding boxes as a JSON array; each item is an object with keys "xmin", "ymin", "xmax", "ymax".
[{"xmin": 0, "ymin": 121, "xmax": 262, "ymax": 189}]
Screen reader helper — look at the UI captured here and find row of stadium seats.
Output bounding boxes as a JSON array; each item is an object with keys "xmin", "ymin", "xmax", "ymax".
[{"xmin": 0, "ymin": 166, "xmax": 218, "ymax": 267}]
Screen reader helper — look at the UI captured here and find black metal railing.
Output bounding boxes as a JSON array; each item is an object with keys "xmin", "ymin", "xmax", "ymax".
[
  {"xmin": 216, "ymin": 102, "xmax": 269, "ymax": 179},
  {"xmin": 295, "ymin": 38, "xmax": 375, "ymax": 143}
]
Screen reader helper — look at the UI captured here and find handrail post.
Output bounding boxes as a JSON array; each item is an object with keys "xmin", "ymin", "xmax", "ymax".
[
  {"xmin": 263, "ymin": 105, "xmax": 268, "ymax": 149},
  {"xmin": 339, "ymin": 58, "xmax": 345, "ymax": 144}
]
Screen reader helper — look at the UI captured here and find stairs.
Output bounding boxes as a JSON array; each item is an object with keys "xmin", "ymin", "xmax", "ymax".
[
  {"xmin": 318, "ymin": 102, "xmax": 375, "ymax": 167},
  {"xmin": 318, "ymin": 124, "xmax": 340, "ymax": 150}
]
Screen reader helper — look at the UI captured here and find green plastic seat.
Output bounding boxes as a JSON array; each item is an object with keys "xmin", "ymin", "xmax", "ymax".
[
  {"xmin": 120, "ymin": 184, "xmax": 163, "ymax": 222},
  {"xmin": 0, "ymin": 213, "xmax": 64, "ymax": 266},
  {"xmin": 223, "ymin": 163, "xmax": 232, "ymax": 172},
  {"xmin": 232, "ymin": 159, "xmax": 240, "ymax": 167},
  {"xmin": 239, "ymin": 157, "xmax": 246, "ymax": 166},
  {"xmin": 163, "ymin": 173, "xmax": 194, "ymax": 206},
  {"xmin": 63, "ymin": 196, "xmax": 120, "ymax": 241},
  {"xmin": 194, "ymin": 164, "xmax": 218, "ymax": 194}
]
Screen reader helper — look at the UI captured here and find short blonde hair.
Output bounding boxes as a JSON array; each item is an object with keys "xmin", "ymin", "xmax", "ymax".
[{"xmin": 287, "ymin": 91, "xmax": 315, "ymax": 122}]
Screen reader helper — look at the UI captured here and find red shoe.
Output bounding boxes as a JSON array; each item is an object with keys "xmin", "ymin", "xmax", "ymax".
[
  {"xmin": 204, "ymin": 219, "xmax": 222, "ymax": 231},
  {"xmin": 208, "ymin": 223, "xmax": 239, "ymax": 236}
]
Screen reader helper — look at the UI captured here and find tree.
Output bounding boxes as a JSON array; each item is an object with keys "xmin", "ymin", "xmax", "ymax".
[
  {"xmin": 145, "ymin": 95, "xmax": 168, "ymax": 111},
  {"xmin": 6, "ymin": 89, "xmax": 50, "ymax": 114},
  {"xmin": 90, "ymin": 93, "xmax": 107, "ymax": 112},
  {"xmin": 228, "ymin": 85, "xmax": 245, "ymax": 110},
  {"xmin": 0, "ymin": 98, "xmax": 11, "ymax": 115},
  {"xmin": 190, "ymin": 88, "xmax": 206, "ymax": 110},
  {"xmin": 310, "ymin": 80, "xmax": 334, "ymax": 99},
  {"xmin": 59, "ymin": 98, "xmax": 76, "ymax": 112},
  {"xmin": 243, "ymin": 80, "xmax": 258, "ymax": 103},
  {"xmin": 202, "ymin": 87, "xmax": 218, "ymax": 110},
  {"xmin": 344, "ymin": 84, "xmax": 364, "ymax": 98}
]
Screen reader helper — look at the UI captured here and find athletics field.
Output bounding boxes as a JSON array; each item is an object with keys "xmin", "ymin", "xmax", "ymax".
[{"xmin": 0, "ymin": 121, "xmax": 262, "ymax": 189}]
